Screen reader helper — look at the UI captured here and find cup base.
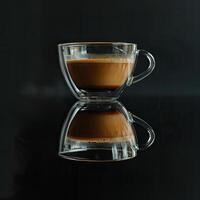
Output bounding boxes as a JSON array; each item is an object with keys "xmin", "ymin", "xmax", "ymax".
[{"xmin": 77, "ymin": 96, "xmax": 119, "ymax": 102}]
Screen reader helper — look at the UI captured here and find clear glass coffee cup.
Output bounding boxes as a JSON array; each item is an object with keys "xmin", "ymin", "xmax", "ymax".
[
  {"xmin": 58, "ymin": 42, "xmax": 155, "ymax": 101},
  {"xmin": 58, "ymin": 101, "xmax": 155, "ymax": 162}
]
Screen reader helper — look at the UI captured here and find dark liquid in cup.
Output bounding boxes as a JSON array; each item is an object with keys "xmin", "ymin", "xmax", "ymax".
[
  {"xmin": 68, "ymin": 111, "xmax": 135, "ymax": 142},
  {"xmin": 66, "ymin": 58, "xmax": 134, "ymax": 91}
]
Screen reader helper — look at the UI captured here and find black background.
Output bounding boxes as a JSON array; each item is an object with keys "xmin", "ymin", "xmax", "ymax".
[{"xmin": 1, "ymin": 0, "xmax": 200, "ymax": 199}]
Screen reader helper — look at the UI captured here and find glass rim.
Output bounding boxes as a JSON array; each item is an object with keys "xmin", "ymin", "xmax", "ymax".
[{"xmin": 58, "ymin": 42, "xmax": 137, "ymax": 47}]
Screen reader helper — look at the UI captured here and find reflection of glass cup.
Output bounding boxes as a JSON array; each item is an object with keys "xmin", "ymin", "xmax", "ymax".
[
  {"xmin": 59, "ymin": 101, "xmax": 155, "ymax": 162},
  {"xmin": 58, "ymin": 42, "xmax": 155, "ymax": 101}
]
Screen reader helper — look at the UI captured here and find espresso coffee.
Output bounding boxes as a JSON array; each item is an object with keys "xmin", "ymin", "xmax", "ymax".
[
  {"xmin": 68, "ymin": 111, "xmax": 135, "ymax": 142},
  {"xmin": 66, "ymin": 57, "xmax": 134, "ymax": 90}
]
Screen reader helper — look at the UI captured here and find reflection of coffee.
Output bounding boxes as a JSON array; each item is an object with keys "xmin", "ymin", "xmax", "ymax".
[
  {"xmin": 66, "ymin": 58, "xmax": 134, "ymax": 90},
  {"xmin": 68, "ymin": 111, "xmax": 135, "ymax": 142}
]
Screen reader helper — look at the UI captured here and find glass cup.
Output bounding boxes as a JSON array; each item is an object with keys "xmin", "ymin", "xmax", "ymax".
[
  {"xmin": 58, "ymin": 101, "xmax": 155, "ymax": 162},
  {"xmin": 58, "ymin": 42, "xmax": 155, "ymax": 101}
]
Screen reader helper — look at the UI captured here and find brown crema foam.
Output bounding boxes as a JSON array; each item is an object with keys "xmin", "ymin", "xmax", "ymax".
[
  {"xmin": 68, "ymin": 111, "xmax": 135, "ymax": 142},
  {"xmin": 66, "ymin": 57, "xmax": 134, "ymax": 90}
]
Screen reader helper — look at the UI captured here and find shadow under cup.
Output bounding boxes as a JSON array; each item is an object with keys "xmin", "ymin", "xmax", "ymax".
[{"xmin": 58, "ymin": 42, "xmax": 155, "ymax": 101}]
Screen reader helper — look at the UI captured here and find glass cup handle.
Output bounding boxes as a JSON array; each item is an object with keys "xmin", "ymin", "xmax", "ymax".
[
  {"xmin": 128, "ymin": 49, "xmax": 155, "ymax": 85},
  {"xmin": 129, "ymin": 112, "xmax": 155, "ymax": 150}
]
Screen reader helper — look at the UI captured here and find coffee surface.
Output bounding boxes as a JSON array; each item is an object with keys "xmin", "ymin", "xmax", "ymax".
[
  {"xmin": 68, "ymin": 111, "xmax": 135, "ymax": 142},
  {"xmin": 66, "ymin": 57, "xmax": 134, "ymax": 90}
]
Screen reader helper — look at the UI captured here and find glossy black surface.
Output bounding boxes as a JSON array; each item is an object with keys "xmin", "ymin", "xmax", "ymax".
[{"xmin": 1, "ymin": 95, "xmax": 200, "ymax": 200}]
